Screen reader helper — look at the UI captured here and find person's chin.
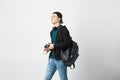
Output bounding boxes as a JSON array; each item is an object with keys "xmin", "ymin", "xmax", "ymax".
[{"xmin": 52, "ymin": 22, "xmax": 55, "ymax": 25}]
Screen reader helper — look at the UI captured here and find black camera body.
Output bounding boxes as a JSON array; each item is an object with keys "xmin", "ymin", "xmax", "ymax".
[{"xmin": 44, "ymin": 44, "xmax": 50, "ymax": 48}]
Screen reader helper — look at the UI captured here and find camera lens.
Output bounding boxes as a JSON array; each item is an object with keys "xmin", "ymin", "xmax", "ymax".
[{"xmin": 44, "ymin": 44, "xmax": 50, "ymax": 48}]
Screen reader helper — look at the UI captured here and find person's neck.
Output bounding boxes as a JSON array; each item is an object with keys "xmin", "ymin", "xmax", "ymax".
[{"xmin": 54, "ymin": 23, "xmax": 60, "ymax": 27}]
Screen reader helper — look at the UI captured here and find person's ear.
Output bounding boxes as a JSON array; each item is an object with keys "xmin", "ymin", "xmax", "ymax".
[{"xmin": 58, "ymin": 18, "xmax": 61, "ymax": 22}]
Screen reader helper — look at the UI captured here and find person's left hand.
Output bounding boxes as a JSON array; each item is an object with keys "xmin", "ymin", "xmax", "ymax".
[{"xmin": 48, "ymin": 43, "xmax": 54, "ymax": 50}]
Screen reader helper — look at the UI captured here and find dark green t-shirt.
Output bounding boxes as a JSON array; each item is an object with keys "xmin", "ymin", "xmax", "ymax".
[{"xmin": 50, "ymin": 28, "xmax": 58, "ymax": 59}]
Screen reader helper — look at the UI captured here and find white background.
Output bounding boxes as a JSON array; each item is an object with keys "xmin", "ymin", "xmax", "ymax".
[{"xmin": 0, "ymin": 0, "xmax": 120, "ymax": 80}]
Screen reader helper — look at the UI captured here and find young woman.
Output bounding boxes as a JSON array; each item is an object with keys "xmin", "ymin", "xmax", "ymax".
[{"xmin": 44, "ymin": 11, "xmax": 73, "ymax": 80}]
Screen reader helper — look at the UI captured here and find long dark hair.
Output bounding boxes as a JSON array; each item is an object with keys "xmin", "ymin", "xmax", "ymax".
[{"xmin": 53, "ymin": 11, "xmax": 63, "ymax": 24}]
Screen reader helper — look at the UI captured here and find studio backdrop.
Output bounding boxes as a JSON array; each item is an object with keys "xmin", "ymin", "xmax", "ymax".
[{"xmin": 0, "ymin": 0, "xmax": 120, "ymax": 80}]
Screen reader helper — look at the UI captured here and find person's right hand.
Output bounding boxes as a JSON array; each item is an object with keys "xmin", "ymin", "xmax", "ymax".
[{"xmin": 44, "ymin": 48, "xmax": 49, "ymax": 53}]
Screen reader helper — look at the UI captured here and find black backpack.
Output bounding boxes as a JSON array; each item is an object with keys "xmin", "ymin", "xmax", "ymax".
[
  {"xmin": 61, "ymin": 40, "xmax": 79, "ymax": 69},
  {"xmin": 60, "ymin": 26, "xmax": 79, "ymax": 69}
]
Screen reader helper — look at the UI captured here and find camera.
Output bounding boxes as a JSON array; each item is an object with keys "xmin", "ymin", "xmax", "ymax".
[{"xmin": 44, "ymin": 44, "xmax": 50, "ymax": 48}]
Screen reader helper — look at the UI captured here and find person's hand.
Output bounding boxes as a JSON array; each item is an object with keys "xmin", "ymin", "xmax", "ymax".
[
  {"xmin": 44, "ymin": 48, "xmax": 50, "ymax": 53},
  {"xmin": 48, "ymin": 43, "xmax": 54, "ymax": 50}
]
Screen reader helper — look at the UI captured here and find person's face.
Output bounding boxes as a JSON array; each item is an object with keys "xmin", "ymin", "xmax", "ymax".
[{"xmin": 51, "ymin": 14, "xmax": 61, "ymax": 25}]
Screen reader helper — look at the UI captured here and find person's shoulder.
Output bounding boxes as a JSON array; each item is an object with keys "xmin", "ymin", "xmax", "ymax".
[
  {"xmin": 60, "ymin": 24, "xmax": 65, "ymax": 27},
  {"xmin": 60, "ymin": 25, "xmax": 70, "ymax": 33},
  {"xmin": 60, "ymin": 25, "xmax": 67, "ymax": 29}
]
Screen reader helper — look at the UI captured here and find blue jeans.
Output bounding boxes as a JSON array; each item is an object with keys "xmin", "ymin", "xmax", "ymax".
[{"xmin": 44, "ymin": 58, "xmax": 68, "ymax": 80}]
